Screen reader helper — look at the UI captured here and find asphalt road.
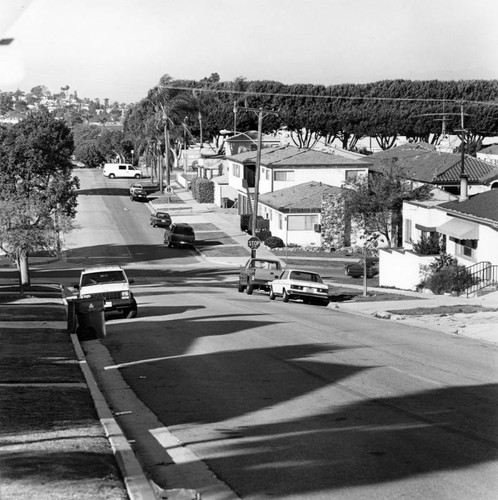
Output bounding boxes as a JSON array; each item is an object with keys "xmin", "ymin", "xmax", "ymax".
[{"xmin": 5, "ymin": 169, "xmax": 498, "ymax": 499}]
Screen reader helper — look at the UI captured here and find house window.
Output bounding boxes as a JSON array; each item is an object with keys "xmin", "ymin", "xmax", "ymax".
[
  {"xmin": 404, "ymin": 218, "xmax": 412, "ymax": 243},
  {"xmin": 288, "ymin": 215, "xmax": 319, "ymax": 231},
  {"xmin": 265, "ymin": 168, "xmax": 270, "ymax": 180},
  {"xmin": 455, "ymin": 239, "xmax": 478, "ymax": 259},
  {"xmin": 345, "ymin": 170, "xmax": 360, "ymax": 182},
  {"xmin": 278, "ymin": 214, "xmax": 284, "ymax": 230},
  {"xmin": 233, "ymin": 164, "xmax": 240, "ymax": 177},
  {"xmin": 274, "ymin": 170, "xmax": 294, "ymax": 182}
]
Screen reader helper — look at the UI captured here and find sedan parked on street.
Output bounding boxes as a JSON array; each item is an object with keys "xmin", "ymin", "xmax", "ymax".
[
  {"xmin": 150, "ymin": 211, "xmax": 172, "ymax": 228},
  {"xmin": 164, "ymin": 223, "xmax": 195, "ymax": 248},
  {"xmin": 130, "ymin": 188, "xmax": 148, "ymax": 202},
  {"xmin": 269, "ymin": 269, "xmax": 329, "ymax": 306},
  {"xmin": 344, "ymin": 256, "xmax": 379, "ymax": 278}
]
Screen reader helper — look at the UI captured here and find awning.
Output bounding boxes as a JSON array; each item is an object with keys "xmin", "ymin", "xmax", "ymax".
[
  {"xmin": 437, "ymin": 219, "xmax": 479, "ymax": 240},
  {"xmin": 415, "ymin": 223, "xmax": 437, "ymax": 232}
]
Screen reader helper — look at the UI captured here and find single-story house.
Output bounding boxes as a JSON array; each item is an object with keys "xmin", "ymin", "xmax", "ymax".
[
  {"xmin": 476, "ymin": 144, "xmax": 498, "ymax": 167},
  {"xmin": 380, "ymin": 188, "xmax": 498, "ymax": 291},
  {"xmin": 257, "ymin": 181, "xmax": 357, "ymax": 248}
]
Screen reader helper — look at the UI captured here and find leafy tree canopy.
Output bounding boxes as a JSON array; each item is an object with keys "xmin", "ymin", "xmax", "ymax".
[{"xmin": 0, "ymin": 109, "xmax": 79, "ymax": 285}]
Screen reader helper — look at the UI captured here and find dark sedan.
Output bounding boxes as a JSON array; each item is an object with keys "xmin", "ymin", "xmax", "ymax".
[
  {"xmin": 164, "ymin": 223, "xmax": 195, "ymax": 248},
  {"xmin": 344, "ymin": 256, "xmax": 379, "ymax": 278},
  {"xmin": 150, "ymin": 211, "xmax": 172, "ymax": 228},
  {"xmin": 130, "ymin": 188, "xmax": 148, "ymax": 202}
]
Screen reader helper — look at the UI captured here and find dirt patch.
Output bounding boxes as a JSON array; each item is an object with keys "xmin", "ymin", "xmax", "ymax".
[{"xmin": 388, "ymin": 305, "xmax": 498, "ymax": 316}]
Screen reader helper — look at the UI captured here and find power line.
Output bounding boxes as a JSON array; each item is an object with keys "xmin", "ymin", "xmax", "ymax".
[{"xmin": 162, "ymin": 85, "xmax": 498, "ymax": 108}]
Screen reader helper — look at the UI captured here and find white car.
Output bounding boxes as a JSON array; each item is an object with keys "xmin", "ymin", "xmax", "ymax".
[
  {"xmin": 269, "ymin": 269, "xmax": 330, "ymax": 306},
  {"xmin": 73, "ymin": 265, "xmax": 138, "ymax": 318}
]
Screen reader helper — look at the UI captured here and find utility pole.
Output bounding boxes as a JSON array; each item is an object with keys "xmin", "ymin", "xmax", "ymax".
[
  {"xmin": 456, "ymin": 102, "xmax": 469, "ymax": 201},
  {"xmin": 198, "ymin": 111, "xmax": 203, "ymax": 152},
  {"xmin": 241, "ymin": 106, "xmax": 278, "ymax": 256},
  {"xmin": 233, "ymin": 101, "xmax": 237, "ymax": 134}
]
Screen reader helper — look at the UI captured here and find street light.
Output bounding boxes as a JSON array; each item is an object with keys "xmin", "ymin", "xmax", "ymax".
[{"xmin": 131, "ymin": 149, "xmax": 134, "ymax": 165}]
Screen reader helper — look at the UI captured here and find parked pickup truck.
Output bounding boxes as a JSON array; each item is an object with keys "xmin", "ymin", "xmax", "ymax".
[{"xmin": 238, "ymin": 258, "xmax": 283, "ymax": 295}]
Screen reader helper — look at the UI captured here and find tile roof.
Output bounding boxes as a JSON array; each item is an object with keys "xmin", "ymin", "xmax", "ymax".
[
  {"xmin": 439, "ymin": 189, "xmax": 498, "ymax": 224},
  {"xmin": 258, "ymin": 181, "xmax": 343, "ymax": 213},
  {"xmin": 369, "ymin": 143, "xmax": 498, "ymax": 185},
  {"xmin": 227, "ymin": 145, "xmax": 371, "ymax": 168}
]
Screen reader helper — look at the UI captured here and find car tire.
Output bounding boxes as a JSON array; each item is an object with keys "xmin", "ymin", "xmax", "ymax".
[
  {"xmin": 238, "ymin": 281, "xmax": 244, "ymax": 293},
  {"xmin": 269, "ymin": 288, "xmax": 276, "ymax": 300},
  {"xmin": 134, "ymin": 174, "xmax": 141, "ymax": 179},
  {"xmin": 124, "ymin": 308, "xmax": 137, "ymax": 319},
  {"xmin": 283, "ymin": 289, "xmax": 290, "ymax": 302},
  {"xmin": 246, "ymin": 280, "xmax": 253, "ymax": 295},
  {"xmin": 109, "ymin": 173, "xmax": 115, "ymax": 179}
]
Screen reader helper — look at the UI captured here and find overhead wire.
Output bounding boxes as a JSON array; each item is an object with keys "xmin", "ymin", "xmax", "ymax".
[{"xmin": 161, "ymin": 85, "xmax": 498, "ymax": 108}]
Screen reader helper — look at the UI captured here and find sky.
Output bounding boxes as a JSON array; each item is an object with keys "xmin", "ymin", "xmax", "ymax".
[{"xmin": 1, "ymin": 0, "xmax": 498, "ymax": 104}]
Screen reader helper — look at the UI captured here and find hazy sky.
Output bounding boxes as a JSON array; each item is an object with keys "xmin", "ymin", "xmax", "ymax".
[{"xmin": 1, "ymin": 0, "xmax": 497, "ymax": 104}]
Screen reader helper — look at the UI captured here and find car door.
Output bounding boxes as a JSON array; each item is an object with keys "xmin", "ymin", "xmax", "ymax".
[{"xmin": 272, "ymin": 269, "xmax": 288, "ymax": 294}]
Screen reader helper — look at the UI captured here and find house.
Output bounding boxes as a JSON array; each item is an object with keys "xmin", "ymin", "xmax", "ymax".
[
  {"xmin": 477, "ymin": 144, "xmax": 498, "ymax": 167},
  {"xmin": 224, "ymin": 131, "xmax": 281, "ymax": 156},
  {"xmin": 258, "ymin": 181, "xmax": 348, "ymax": 247},
  {"xmin": 369, "ymin": 142, "xmax": 498, "ymax": 195},
  {"xmin": 226, "ymin": 144, "xmax": 371, "ymax": 214},
  {"xmin": 380, "ymin": 188, "xmax": 498, "ymax": 291}
]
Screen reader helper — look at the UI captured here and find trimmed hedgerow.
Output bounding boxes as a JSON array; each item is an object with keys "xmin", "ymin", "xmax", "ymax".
[
  {"xmin": 191, "ymin": 177, "xmax": 214, "ymax": 203},
  {"xmin": 265, "ymin": 236, "xmax": 285, "ymax": 249}
]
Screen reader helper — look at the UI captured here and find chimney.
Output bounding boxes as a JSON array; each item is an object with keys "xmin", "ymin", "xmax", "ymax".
[{"xmin": 459, "ymin": 173, "xmax": 469, "ymax": 202}]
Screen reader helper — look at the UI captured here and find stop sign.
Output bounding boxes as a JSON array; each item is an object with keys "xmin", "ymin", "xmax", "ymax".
[{"xmin": 247, "ymin": 236, "xmax": 261, "ymax": 250}]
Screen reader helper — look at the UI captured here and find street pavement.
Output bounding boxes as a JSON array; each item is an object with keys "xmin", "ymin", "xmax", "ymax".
[{"xmin": 1, "ymin": 177, "xmax": 497, "ymax": 500}]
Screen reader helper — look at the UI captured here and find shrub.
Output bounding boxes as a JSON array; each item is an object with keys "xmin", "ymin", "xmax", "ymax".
[
  {"xmin": 265, "ymin": 236, "xmax": 285, "ymax": 249},
  {"xmin": 412, "ymin": 233, "xmax": 444, "ymax": 255},
  {"xmin": 256, "ymin": 229, "xmax": 271, "ymax": 241},
  {"xmin": 190, "ymin": 177, "xmax": 214, "ymax": 203},
  {"xmin": 240, "ymin": 214, "xmax": 251, "ymax": 232},
  {"xmin": 419, "ymin": 253, "xmax": 478, "ymax": 294}
]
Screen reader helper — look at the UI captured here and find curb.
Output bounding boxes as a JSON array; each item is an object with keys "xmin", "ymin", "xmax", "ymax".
[{"xmin": 70, "ymin": 332, "xmax": 159, "ymax": 500}]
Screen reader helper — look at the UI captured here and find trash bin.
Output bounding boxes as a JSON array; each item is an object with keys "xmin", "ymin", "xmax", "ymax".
[
  {"xmin": 67, "ymin": 299, "xmax": 78, "ymax": 334},
  {"xmin": 75, "ymin": 298, "xmax": 106, "ymax": 341}
]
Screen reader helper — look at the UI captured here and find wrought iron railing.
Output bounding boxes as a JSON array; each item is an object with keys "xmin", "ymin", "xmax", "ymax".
[{"xmin": 463, "ymin": 261, "xmax": 498, "ymax": 297}]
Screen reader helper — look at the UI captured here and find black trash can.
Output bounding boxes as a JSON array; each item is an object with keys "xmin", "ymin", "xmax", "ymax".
[
  {"xmin": 75, "ymin": 298, "xmax": 106, "ymax": 341},
  {"xmin": 67, "ymin": 299, "xmax": 78, "ymax": 334}
]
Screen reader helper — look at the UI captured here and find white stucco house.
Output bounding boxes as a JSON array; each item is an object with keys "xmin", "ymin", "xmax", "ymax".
[
  {"xmin": 257, "ymin": 181, "xmax": 344, "ymax": 247},
  {"xmin": 380, "ymin": 188, "xmax": 498, "ymax": 292},
  {"xmin": 226, "ymin": 145, "xmax": 371, "ymax": 215},
  {"xmin": 476, "ymin": 144, "xmax": 498, "ymax": 167}
]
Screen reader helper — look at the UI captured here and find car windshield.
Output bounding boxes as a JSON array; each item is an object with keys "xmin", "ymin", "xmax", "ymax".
[
  {"xmin": 289, "ymin": 271, "xmax": 323, "ymax": 283},
  {"xmin": 81, "ymin": 271, "xmax": 126, "ymax": 286},
  {"xmin": 157, "ymin": 213, "xmax": 169, "ymax": 219},
  {"xmin": 174, "ymin": 226, "xmax": 193, "ymax": 235},
  {"xmin": 253, "ymin": 260, "xmax": 279, "ymax": 270}
]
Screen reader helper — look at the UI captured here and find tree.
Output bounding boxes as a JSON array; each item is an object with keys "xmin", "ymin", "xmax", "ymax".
[
  {"xmin": 0, "ymin": 109, "xmax": 79, "ymax": 286},
  {"xmin": 342, "ymin": 159, "xmax": 433, "ymax": 247}
]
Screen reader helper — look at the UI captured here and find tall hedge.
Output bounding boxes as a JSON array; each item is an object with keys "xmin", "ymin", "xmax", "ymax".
[{"xmin": 191, "ymin": 177, "xmax": 214, "ymax": 203}]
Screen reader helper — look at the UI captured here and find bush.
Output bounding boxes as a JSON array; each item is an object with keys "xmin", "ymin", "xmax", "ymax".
[
  {"xmin": 265, "ymin": 236, "xmax": 285, "ymax": 249},
  {"xmin": 190, "ymin": 177, "xmax": 214, "ymax": 203},
  {"xmin": 240, "ymin": 214, "xmax": 251, "ymax": 232},
  {"xmin": 412, "ymin": 233, "xmax": 444, "ymax": 255},
  {"xmin": 256, "ymin": 229, "xmax": 271, "ymax": 241},
  {"xmin": 419, "ymin": 253, "xmax": 479, "ymax": 294}
]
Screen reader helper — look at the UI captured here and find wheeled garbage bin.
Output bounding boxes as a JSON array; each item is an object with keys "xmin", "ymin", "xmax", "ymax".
[{"xmin": 74, "ymin": 298, "xmax": 106, "ymax": 340}]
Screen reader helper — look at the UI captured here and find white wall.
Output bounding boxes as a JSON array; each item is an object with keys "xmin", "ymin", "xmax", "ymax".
[{"xmin": 379, "ymin": 248, "xmax": 437, "ymax": 290}]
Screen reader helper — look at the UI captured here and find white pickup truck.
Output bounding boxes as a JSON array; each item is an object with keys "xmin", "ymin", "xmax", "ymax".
[{"xmin": 238, "ymin": 258, "xmax": 283, "ymax": 295}]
